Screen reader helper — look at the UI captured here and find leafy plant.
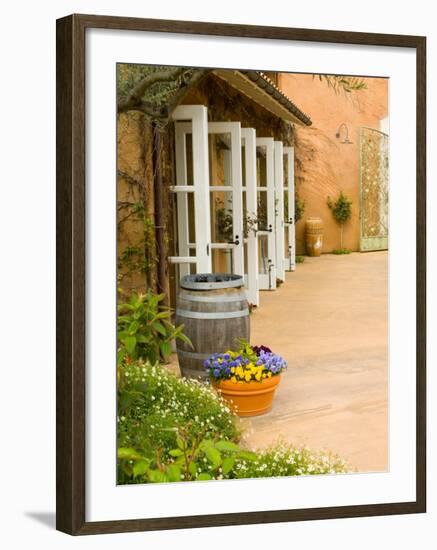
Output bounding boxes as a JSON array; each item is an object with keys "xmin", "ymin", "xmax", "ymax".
[
  {"xmin": 117, "ymin": 290, "xmax": 192, "ymax": 365},
  {"xmin": 118, "ymin": 426, "xmax": 256, "ymax": 484},
  {"xmin": 327, "ymin": 191, "xmax": 352, "ymax": 250},
  {"xmin": 296, "ymin": 255, "xmax": 305, "ymax": 264},
  {"xmin": 117, "ymin": 362, "xmax": 240, "ymax": 481},
  {"xmin": 332, "ymin": 248, "xmax": 352, "ymax": 255},
  {"xmin": 214, "ymin": 197, "xmax": 233, "ymax": 242},
  {"xmin": 314, "ymin": 74, "xmax": 367, "ymax": 96}
]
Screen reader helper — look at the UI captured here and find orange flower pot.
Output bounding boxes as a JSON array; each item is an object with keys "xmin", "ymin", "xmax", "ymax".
[{"xmin": 212, "ymin": 375, "xmax": 281, "ymax": 417}]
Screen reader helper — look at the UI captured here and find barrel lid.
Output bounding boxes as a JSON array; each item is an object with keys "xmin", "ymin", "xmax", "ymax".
[{"xmin": 180, "ymin": 273, "xmax": 244, "ymax": 290}]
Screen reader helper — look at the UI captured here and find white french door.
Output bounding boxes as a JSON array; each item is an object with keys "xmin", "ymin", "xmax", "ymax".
[
  {"xmin": 283, "ymin": 146, "xmax": 296, "ymax": 271},
  {"xmin": 170, "ymin": 105, "xmax": 211, "ymax": 275},
  {"xmin": 274, "ymin": 141, "xmax": 285, "ymax": 282},
  {"xmin": 207, "ymin": 122, "xmax": 244, "ymax": 277},
  {"xmin": 170, "ymin": 111, "xmax": 245, "ymax": 282},
  {"xmin": 256, "ymin": 137, "xmax": 276, "ymax": 290},
  {"xmin": 241, "ymin": 128, "xmax": 259, "ymax": 306}
]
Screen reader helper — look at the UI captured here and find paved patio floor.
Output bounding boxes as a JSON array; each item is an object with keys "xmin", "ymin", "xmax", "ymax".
[{"xmin": 240, "ymin": 252, "xmax": 388, "ymax": 472}]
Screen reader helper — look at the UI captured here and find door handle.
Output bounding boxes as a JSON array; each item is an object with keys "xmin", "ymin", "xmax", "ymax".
[{"xmin": 228, "ymin": 235, "xmax": 240, "ymax": 246}]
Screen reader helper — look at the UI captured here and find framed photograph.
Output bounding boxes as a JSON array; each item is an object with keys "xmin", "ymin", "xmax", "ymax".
[{"xmin": 56, "ymin": 14, "xmax": 426, "ymax": 535}]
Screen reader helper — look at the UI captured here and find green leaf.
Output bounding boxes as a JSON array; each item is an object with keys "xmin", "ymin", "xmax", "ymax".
[
  {"xmin": 166, "ymin": 464, "xmax": 181, "ymax": 482},
  {"xmin": 176, "ymin": 333, "xmax": 194, "ymax": 348},
  {"xmin": 148, "ymin": 469, "xmax": 168, "ymax": 483},
  {"xmin": 197, "ymin": 473, "xmax": 212, "ymax": 481},
  {"xmin": 124, "ymin": 335, "xmax": 136, "ymax": 355},
  {"xmin": 160, "ymin": 341, "xmax": 172, "ymax": 359},
  {"xmin": 135, "ymin": 334, "xmax": 151, "ymax": 343},
  {"xmin": 188, "ymin": 462, "xmax": 197, "ymax": 477},
  {"xmin": 128, "ymin": 320, "xmax": 139, "ymax": 334},
  {"xmin": 200, "ymin": 439, "xmax": 214, "ymax": 450},
  {"xmin": 215, "ymin": 440, "xmax": 241, "ymax": 453},
  {"xmin": 221, "ymin": 456, "xmax": 235, "ymax": 475},
  {"xmin": 237, "ymin": 450, "xmax": 257, "ymax": 461},
  {"xmin": 168, "ymin": 449, "xmax": 183, "ymax": 457},
  {"xmin": 117, "ymin": 349, "xmax": 126, "ymax": 365},
  {"xmin": 205, "ymin": 446, "xmax": 222, "ymax": 469},
  {"xmin": 133, "ymin": 459, "xmax": 149, "ymax": 478},
  {"xmin": 117, "ymin": 447, "xmax": 142, "ymax": 461},
  {"xmin": 154, "ymin": 311, "xmax": 171, "ymax": 320},
  {"xmin": 152, "ymin": 321, "xmax": 167, "ymax": 336},
  {"xmin": 176, "ymin": 437, "xmax": 185, "ymax": 451}
]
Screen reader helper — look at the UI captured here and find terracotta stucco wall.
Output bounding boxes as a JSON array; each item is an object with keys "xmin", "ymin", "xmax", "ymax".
[{"xmin": 278, "ymin": 74, "xmax": 388, "ymax": 253}]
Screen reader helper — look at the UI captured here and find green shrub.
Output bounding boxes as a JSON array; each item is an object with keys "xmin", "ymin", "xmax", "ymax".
[
  {"xmin": 117, "ymin": 290, "xmax": 192, "ymax": 365},
  {"xmin": 327, "ymin": 191, "xmax": 352, "ymax": 249},
  {"xmin": 118, "ymin": 429, "xmax": 257, "ymax": 483},
  {"xmin": 117, "ymin": 362, "xmax": 240, "ymax": 483},
  {"xmin": 231, "ymin": 441, "xmax": 348, "ymax": 478},
  {"xmin": 295, "ymin": 255, "xmax": 305, "ymax": 264}
]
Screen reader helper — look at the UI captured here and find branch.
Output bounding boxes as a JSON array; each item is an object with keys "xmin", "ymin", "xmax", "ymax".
[
  {"xmin": 117, "ymin": 67, "xmax": 188, "ymax": 113},
  {"xmin": 117, "ymin": 169, "xmax": 143, "ymax": 187},
  {"xmin": 167, "ymin": 69, "xmax": 211, "ymax": 115}
]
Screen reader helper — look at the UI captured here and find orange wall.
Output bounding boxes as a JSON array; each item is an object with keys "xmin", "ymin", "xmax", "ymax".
[{"xmin": 278, "ymin": 74, "xmax": 388, "ymax": 253}]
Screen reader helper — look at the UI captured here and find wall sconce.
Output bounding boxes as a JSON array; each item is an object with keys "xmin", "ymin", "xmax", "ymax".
[{"xmin": 335, "ymin": 123, "xmax": 353, "ymax": 144}]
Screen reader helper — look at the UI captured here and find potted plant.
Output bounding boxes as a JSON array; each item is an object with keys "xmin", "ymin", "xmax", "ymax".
[
  {"xmin": 327, "ymin": 191, "xmax": 352, "ymax": 253},
  {"xmin": 204, "ymin": 341, "xmax": 287, "ymax": 417}
]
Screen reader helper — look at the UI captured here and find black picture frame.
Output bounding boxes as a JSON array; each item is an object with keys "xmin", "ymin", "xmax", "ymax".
[{"xmin": 56, "ymin": 13, "xmax": 426, "ymax": 535}]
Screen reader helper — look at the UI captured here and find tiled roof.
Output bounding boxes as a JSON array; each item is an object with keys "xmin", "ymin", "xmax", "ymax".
[{"xmin": 213, "ymin": 69, "xmax": 312, "ymax": 126}]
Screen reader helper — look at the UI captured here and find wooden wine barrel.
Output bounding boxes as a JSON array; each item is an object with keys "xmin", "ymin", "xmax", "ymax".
[
  {"xmin": 175, "ymin": 274, "xmax": 250, "ymax": 380},
  {"xmin": 305, "ymin": 217, "xmax": 324, "ymax": 257}
]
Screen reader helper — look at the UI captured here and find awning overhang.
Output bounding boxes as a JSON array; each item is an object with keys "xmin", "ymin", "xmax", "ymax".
[{"xmin": 213, "ymin": 69, "xmax": 312, "ymax": 126}]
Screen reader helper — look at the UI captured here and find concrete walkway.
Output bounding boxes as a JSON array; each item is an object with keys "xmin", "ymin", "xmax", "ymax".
[{"xmin": 241, "ymin": 252, "xmax": 388, "ymax": 473}]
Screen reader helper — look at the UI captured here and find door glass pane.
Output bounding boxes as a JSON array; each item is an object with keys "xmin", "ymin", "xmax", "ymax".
[
  {"xmin": 210, "ymin": 190, "xmax": 233, "ymax": 244},
  {"xmin": 212, "ymin": 249, "xmax": 233, "ymax": 274},
  {"xmin": 189, "ymin": 247, "xmax": 197, "ymax": 275},
  {"xmin": 172, "ymin": 191, "xmax": 196, "ymax": 254},
  {"xmin": 208, "ymin": 133, "xmax": 232, "ymax": 186},
  {"xmin": 284, "ymin": 227, "xmax": 290, "ymax": 257},
  {"xmin": 242, "ymin": 190, "xmax": 251, "ymax": 239},
  {"xmin": 284, "ymin": 189, "xmax": 288, "ymax": 221},
  {"xmin": 256, "ymin": 145, "xmax": 267, "ymax": 187},
  {"xmin": 283, "ymin": 153, "xmax": 288, "ymax": 186},
  {"xmin": 241, "ymin": 143, "xmax": 246, "ymax": 187},
  {"xmin": 185, "ymin": 133, "xmax": 194, "ymax": 186},
  {"xmin": 187, "ymin": 192, "xmax": 196, "ymax": 243},
  {"xmin": 258, "ymin": 234, "xmax": 269, "ymax": 274},
  {"xmin": 257, "ymin": 190, "xmax": 268, "ymax": 231}
]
